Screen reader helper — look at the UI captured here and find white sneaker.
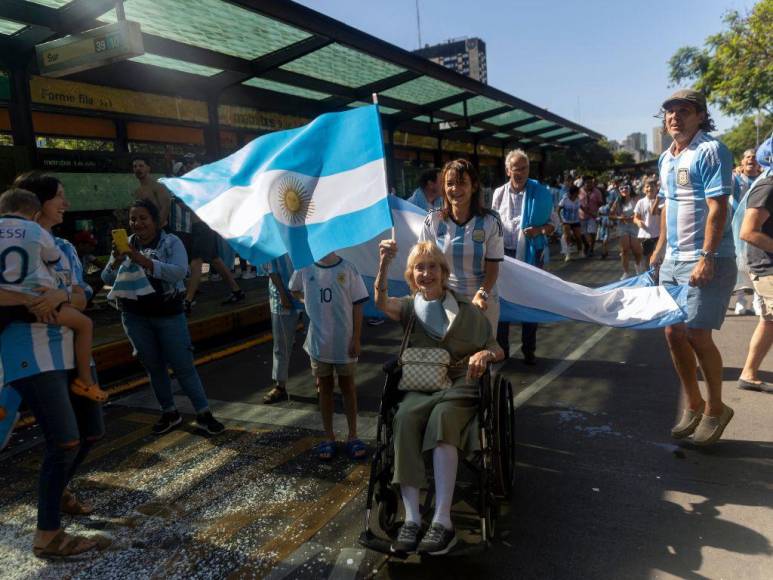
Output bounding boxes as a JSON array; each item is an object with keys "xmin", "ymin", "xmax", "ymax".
[
  {"xmin": 734, "ymin": 302, "xmax": 747, "ymax": 315},
  {"xmin": 564, "ymin": 254, "xmax": 571, "ymax": 262},
  {"xmin": 620, "ymin": 273, "xmax": 630, "ymax": 281}
]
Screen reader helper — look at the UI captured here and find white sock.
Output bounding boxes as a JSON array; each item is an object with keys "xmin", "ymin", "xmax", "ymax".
[
  {"xmin": 753, "ymin": 293, "xmax": 763, "ymax": 315},
  {"xmin": 431, "ymin": 443, "xmax": 458, "ymax": 529},
  {"xmin": 736, "ymin": 294, "xmax": 748, "ymax": 308},
  {"xmin": 401, "ymin": 485, "xmax": 421, "ymax": 525}
]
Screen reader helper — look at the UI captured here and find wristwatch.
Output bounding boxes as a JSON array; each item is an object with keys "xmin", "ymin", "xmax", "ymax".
[
  {"xmin": 477, "ymin": 287, "xmax": 489, "ymax": 300},
  {"xmin": 699, "ymin": 250, "xmax": 719, "ymax": 261}
]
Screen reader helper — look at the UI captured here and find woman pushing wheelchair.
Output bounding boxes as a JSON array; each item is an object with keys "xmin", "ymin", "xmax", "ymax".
[{"xmin": 374, "ymin": 238, "xmax": 504, "ymax": 556}]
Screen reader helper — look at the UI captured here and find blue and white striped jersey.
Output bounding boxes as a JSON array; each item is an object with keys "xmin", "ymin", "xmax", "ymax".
[
  {"xmin": 289, "ymin": 257, "xmax": 369, "ymax": 364},
  {"xmin": 0, "ymin": 216, "xmax": 60, "ymax": 294},
  {"xmin": 420, "ymin": 209, "xmax": 504, "ymax": 299},
  {"xmin": 558, "ymin": 195, "xmax": 581, "ymax": 224},
  {"xmin": 0, "ymin": 237, "xmax": 89, "ymax": 386},
  {"xmin": 658, "ymin": 131, "xmax": 735, "ymax": 260}
]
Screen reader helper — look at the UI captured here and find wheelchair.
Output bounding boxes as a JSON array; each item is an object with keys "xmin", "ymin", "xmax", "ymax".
[{"xmin": 359, "ymin": 358, "xmax": 515, "ymax": 555}]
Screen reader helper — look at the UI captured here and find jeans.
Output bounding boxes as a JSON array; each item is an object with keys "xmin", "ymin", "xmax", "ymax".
[
  {"xmin": 121, "ymin": 312, "xmax": 210, "ymax": 413},
  {"xmin": 271, "ymin": 310, "xmax": 299, "ymax": 383},
  {"xmin": 12, "ymin": 370, "xmax": 104, "ymax": 530},
  {"xmin": 497, "ymin": 247, "xmax": 540, "ymax": 357}
]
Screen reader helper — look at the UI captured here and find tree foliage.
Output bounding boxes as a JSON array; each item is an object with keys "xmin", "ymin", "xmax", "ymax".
[
  {"xmin": 544, "ymin": 140, "xmax": 614, "ymax": 176},
  {"xmin": 612, "ymin": 150, "xmax": 636, "ymax": 165},
  {"xmin": 720, "ymin": 113, "xmax": 773, "ymax": 160},
  {"xmin": 668, "ymin": 0, "xmax": 772, "ymax": 116}
]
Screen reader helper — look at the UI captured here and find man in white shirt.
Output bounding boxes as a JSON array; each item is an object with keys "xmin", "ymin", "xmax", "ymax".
[{"xmin": 491, "ymin": 149, "xmax": 556, "ymax": 365}]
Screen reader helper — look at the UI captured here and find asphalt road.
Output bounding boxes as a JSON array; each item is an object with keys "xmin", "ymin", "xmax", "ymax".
[{"xmin": 1, "ymin": 250, "xmax": 771, "ymax": 579}]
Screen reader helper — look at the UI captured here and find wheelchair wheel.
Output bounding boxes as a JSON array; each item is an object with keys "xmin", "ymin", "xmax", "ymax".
[
  {"xmin": 492, "ymin": 375, "xmax": 515, "ymax": 499},
  {"xmin": 375, "ymin": 481, "xmax": 400, "ymax": 538},
  {"xmin": 483, "ymin": 496, "xmax": 499, "ymax": 543}
]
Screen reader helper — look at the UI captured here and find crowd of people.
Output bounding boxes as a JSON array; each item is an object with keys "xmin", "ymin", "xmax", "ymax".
[{"xmin": 0, "ymin": 89, "xmax": 771, "ymax": 559}]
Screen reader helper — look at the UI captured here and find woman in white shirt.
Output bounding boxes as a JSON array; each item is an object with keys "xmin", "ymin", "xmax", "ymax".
[
  {"xmin": 611, "ymin": 184, "xmax": 643, "ymax": 279},
  {"xmin": 633, "ymin": 178, "xmax": 663, "ymax": 259}
]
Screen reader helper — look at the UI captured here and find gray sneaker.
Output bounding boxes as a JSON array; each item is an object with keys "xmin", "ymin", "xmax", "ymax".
[
  {"xmin": 692, "ymin": 405, "xmax": 734, "ymax": 446},
  {"xmin": 390, "ymin": 521, "xmax": 421, "ymax": 554},
  {"xmin": 417, "ymin": 522, "xmax": 457, "ymax": 555},
  {"xmin": 671, "ymin": 408, "xmax": 702, "ymax": 439}
]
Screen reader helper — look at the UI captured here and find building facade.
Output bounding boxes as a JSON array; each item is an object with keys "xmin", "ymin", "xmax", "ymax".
[
  {"xmin": 414, "ymin": 38, "xmax": 488, "ymax": 84},
  {"xmin": 651, "ymin": 127, "xmax": 673, "ymax": 155}
]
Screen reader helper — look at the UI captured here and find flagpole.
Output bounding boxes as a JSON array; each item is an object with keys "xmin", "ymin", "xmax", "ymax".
[{"xmin": 373, "ymin": 92, "xmax": 396, "ymax": 241}]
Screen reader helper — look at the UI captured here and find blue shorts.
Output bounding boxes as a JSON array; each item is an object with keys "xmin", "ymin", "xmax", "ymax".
[{"xmin": 659, "ymin": 258, "xmax": 736, "ymax": 329}]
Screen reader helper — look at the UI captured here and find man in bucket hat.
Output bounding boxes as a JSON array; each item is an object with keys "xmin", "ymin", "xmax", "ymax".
[{"xmin": 649, "ymin": 89, "xmax": 737, "ymax": 445}]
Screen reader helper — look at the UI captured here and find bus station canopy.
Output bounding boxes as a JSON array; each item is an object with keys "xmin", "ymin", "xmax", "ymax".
[{"xmin": 0, "ymin": 0, "xmax": 604, "ymax": 151}]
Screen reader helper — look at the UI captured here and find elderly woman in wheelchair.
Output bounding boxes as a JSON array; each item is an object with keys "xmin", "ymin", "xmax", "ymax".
[{"xmin": 374, "ymin": 239, "xmax": 504, "ymax": 556}]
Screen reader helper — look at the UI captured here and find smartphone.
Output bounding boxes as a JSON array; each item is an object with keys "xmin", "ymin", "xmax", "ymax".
[{"xmin": 111, "ymin": 228, "xmax": 131, "ymax": 253}]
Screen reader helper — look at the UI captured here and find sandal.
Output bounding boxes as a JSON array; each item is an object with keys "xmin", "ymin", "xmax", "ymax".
[
  {"xmin": 262, "ymin": 386, "xmax": 288, "ymax": 405},
  {"xmin": 345, "ymin": 438, "xmax": 367, "ymax": 461},
  {"xmin": 33, "ymin": 529, "xmax": 108, "ymax": 560},
  {"xmin": 70, "ymin": 378, "xmax": 108, "ymax": 403},
  {"xmin": 317, "ymin": 440, "xmax": 336, "ymax": 461},
  {"xmin": 61, "ymin": 489, "xmax": 94, "ymax": 516}
]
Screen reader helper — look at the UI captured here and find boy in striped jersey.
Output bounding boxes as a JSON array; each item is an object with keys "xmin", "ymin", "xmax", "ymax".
[
  {"xmin": 289, "ymin": 251, "xmax": 369, "ymax": 461},
  {"xmin": 0, "ymin": 189, "xmax": 106, "ymax": 402}
]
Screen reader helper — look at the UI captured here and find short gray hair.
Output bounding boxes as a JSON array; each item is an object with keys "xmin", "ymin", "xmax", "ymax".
[
  {"xmin": 505, "ymin": 149, "xmax": 529, "ymax": 168},
  {"xmin": 742, "ymin": 148, "xmax": 757, "ymax": 159}
]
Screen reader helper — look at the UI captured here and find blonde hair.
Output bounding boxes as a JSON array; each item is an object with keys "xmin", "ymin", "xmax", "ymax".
[{"xmin": 404, "ymin": 241, "xmax": 450, "ymax": 294}]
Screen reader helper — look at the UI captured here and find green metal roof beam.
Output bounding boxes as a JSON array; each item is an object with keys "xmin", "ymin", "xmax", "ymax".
[
  {"xmin": 208, "ymin": 35, "xmax": 333, "ymax": 93},
  {"xmin": 322, "ymin": 70, "xmax": 421, "ymax": 109},
  {"xmin": 391, "ymin": 91, "xmax": 475, "ymax": 123}
]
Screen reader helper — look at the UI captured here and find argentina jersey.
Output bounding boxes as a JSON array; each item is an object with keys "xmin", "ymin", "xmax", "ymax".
[
  {"xmin": 289, "ymin": 257, "xmax": 369, "ymax": 364},
  {"xmin": 420, "ymin": 209, "xmax": 504, "ymax": 299},
  {"xmin": 0, "ymin": 237, "xmax": 87, "ymax": 386},
  {"xmin": 0, "ymin": 216, "xmax": 60, "ymax": 294},
  {"xmin": 658, "ymin": 130, "xmax": 735, "ymax": 261}
]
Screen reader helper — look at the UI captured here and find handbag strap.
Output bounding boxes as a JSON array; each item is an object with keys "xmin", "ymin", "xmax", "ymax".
[{"xmin": 398, "ymin": 308, "xmax": 416, "ymax": 361}]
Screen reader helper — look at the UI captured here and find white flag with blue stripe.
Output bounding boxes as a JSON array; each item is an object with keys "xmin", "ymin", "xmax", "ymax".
[
  {"xmin": 160, "ymin": 105, "xmax": 392, "ymax": 268},
  {"xmin": 339, "ymin": 196, "xmax": 688, "ymax": 328}
]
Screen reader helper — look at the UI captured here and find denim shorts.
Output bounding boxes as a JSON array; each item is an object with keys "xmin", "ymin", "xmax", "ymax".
[{"xmin": 659, "ymin": 257, "xmax": 736, "ymax": 329}]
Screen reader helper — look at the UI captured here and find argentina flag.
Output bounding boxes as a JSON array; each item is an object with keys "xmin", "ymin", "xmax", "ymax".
[
  {"xmin": 160, "ymin": 105, "xmax": 392, "ymax": 268},
  {"xmin": 339, "ymin": 196, "xmax": 688, "ymax": 328}
]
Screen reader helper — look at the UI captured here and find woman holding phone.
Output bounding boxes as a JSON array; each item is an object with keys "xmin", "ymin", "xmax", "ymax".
[{"xmin": 102, "ymin": 199, "xmax": 224, "ymax": 435}]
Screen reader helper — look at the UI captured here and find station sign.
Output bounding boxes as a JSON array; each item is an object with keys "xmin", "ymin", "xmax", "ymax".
[
  {"xmin": 431, "ymin": 119, "xmax": 470, "ymax": 132},
  {"xmin": 36, "ymin": 21, "xmax": 144, "ymax": 78}
]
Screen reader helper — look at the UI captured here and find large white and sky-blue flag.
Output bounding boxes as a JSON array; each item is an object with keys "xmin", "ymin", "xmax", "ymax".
[
  {"xmin": 160, "ymin": 105, "xmax": 392, "ymax": 268},
  {"xmin": 339, "ymin": 196, "xmax": 688, "ymax": 328}
]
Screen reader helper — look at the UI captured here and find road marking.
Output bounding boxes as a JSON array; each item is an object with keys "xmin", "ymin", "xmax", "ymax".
[
  {"xmin": 115, "ymin": 392, "xmax": 380, "ymax": 440},
  {"xmin": 262, "ymin": 542, "xmax": 326, "ymax": 580},
  {"xmin": 231, "ymin": 464, "xmax": 369, "ymax": 578},
  {"xmin": 328, "ymin": 548, "xmax": 367, "ymax": 580},
  {"xmin": 512, "ymin": 325, "xmax": 612, "ymax": 409}
]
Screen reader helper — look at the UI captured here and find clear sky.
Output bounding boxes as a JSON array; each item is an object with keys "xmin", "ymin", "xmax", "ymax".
[{"xmin": 296, "ymin": 0, "xmax": 758, "ymax": 146}]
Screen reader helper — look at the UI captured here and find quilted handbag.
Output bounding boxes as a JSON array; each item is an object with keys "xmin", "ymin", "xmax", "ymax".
[
  {"xmin": 399, "ymin": 347, "xmax": 452, "ymax": 392},
  {"xmin": 397, "ymin": 310, "xmax": 452, "ymax": 392}
]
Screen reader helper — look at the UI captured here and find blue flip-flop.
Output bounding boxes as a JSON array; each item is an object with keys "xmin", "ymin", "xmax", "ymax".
[
  {"xmin": 317, "ymin": 440, "xmax": 336, "ymax": 461},
  {"xmin": 345, "ymin": 438, "xmax": 368, "ymax": 461}
]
